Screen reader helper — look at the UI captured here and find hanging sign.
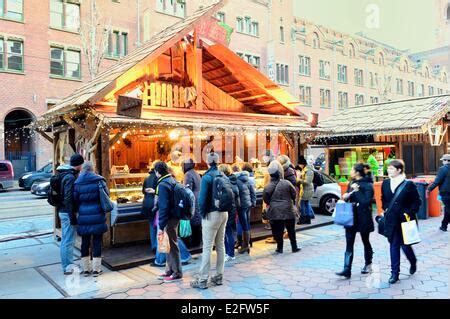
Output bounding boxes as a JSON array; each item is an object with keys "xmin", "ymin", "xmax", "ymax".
[
  {"xmin": 195, "ymin": 16, "xmax": 231, "ymax": 47},
  {"xmin": 117, "ymin": 95, "xmax": 143, "ymax": 118}
]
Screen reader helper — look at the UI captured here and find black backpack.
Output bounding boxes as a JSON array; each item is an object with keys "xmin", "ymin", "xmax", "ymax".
[
  {"xmin": 47, "ymin": 171, "xmax": 71, "ymax": 207},
  {"xmin": 172, "ymin": 182, "xmax": 194, "ymax": 220},
  {"xmin": 312, "ymin": 169, "xmax": 325, "ymax": 187},
  {"xmin": 212, "ymin": 174, "xmax": 235, "ymax": 213}
]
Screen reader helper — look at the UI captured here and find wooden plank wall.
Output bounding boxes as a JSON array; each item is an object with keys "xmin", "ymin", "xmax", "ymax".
[{"xmin": 202, "ymin": 78, "xmax": 245, "ymax": 112}]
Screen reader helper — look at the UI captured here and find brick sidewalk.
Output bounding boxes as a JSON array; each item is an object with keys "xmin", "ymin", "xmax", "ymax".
[{"xmin": 98, "ymin": 217, "xmax": 449, "ymax": 300}]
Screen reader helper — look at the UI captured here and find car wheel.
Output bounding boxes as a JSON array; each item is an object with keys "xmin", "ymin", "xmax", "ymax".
[{"xmin": 320, "ymin": 195, "xmax": 339, "ymax": 215}]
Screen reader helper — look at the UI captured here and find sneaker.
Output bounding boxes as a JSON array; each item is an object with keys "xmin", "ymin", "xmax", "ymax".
[
  {"xmin": 92, "ymin": 270, "xmax": 103, "ymax": 277},
  {"xmin": 158, "ymin": 271, "xmax": 173, "ymax": 280},
  {"xmin": 163, "ymin": 274, "xmax": 182, "ymax": 283},
  {"xmin": 211, "ymin": 274, "xmax": 223, "ymax": 286},
  {"xmin": 63, "ymin": 270, "xmax": 74, "ymax": 275},
  {"xmin": 80, "ymin": 271, "xmax": 91, "ymax": 277},
  {"xmin": 190, "ymin": 278, "xmax": 208, "ymax": 289},
  {"xmin": 225, "ymin": 255, "xmax": 235, "ymax": 262}
]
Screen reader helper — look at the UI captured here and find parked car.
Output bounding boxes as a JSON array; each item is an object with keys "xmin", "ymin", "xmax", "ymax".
[
  {"xmin": 0, "ymin": 160, "xmax": 14, "ymax": 190},
  {"xmin": 18, "ymin": 162, "xmax": 53, "ymax": 190},
  {"xmin": 310, "ymin": 171, "xmax": 341, "ymax": 215},
  {"xmin": 31, "ymin": 179, "xmax": 50, "ymax": 198}
]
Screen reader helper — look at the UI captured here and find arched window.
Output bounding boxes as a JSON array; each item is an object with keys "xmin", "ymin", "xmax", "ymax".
[
  {"xmin": 378, "ymin": 52, "xmax": 384, "ymax": 65},
  {"xmin": 312, "ymin": 32, "xmax": 320, "ymax": 48},
  {"xmin": 443, "ymin": 73, "xmax": 448, "ymax": 83},
  {"xmin": 424, "ymin": 67, "xmax": 430, "ymax": 78},
  {"xmin": 402, "ymin": 60, "xmax": 409, "ymax": 72},
  {"xmin": 349, "ymin": 43, "xmax": 355, "ymax": 58}
]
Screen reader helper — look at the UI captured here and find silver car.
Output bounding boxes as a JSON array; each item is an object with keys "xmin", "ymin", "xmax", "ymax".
[{"xmin": 310, "ymin": 172, "xmax": 341, "ymax": 214}]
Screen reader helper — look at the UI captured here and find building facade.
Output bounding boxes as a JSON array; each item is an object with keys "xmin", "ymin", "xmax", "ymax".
[{"xmin": 1, "ymin": 0, "xmax": 448, "ymax": 175}]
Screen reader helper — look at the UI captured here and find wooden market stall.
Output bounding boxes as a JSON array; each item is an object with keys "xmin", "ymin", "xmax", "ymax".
[{"xmin": 34, "ymin": 2, "xmax": 322, "ymax": 267}]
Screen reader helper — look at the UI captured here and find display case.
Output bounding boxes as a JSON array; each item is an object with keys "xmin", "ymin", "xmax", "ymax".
[{"xmin": 109, "ymin": 167, "xmax": 147, "ymax": 204}]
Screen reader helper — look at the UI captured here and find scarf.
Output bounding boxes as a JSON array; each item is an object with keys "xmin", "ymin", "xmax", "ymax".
[{"xmin": 390, "ymin": 174, "xmax": 406, "ymax": 193}]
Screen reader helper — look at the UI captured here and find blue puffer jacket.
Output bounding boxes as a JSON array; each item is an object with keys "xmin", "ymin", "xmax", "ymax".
[
  {"xmin": 236, "ymin": 171, "xmax": 256, "ymax": 209},
  {"xmin": 73, "ymin": 171, "xmax": 108, "ymax": 236}
]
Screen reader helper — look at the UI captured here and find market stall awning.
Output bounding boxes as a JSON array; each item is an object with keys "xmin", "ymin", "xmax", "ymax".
[
  {"xmin": 318, "ymin": 95, "xmax": 449, "ymax": 137},
  {"xmin": 98, "ymin": 107, "xmax": 319, "ymax": 132}
]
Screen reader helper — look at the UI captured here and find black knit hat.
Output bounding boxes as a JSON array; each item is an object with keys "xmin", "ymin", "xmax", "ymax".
[
  {"xmin": 70, "ymin": 154, "xmax": 84, "ymax": 167},
  {"xmin": 298, "ymin": 155, "xmax": 307, "ymax": 166}
]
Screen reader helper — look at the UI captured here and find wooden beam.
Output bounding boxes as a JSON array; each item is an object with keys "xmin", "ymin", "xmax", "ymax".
[
  {"xmin": 35, "ymin": 129, "xmax": 54, "ymax": 144},
  {"xmin": 194, "ymin": 32, "xmax": 203, "ymax": 111},
  {"xmin": 252, "ymin": 101, "xmax": 278, "ymax": 106},
  {"xmin": 229, "ymin": 88, "xmax": 259, "ymax": 95},
  {"xmin": 237, "ymin": 94, "xmax": 268, "ymax": 102},
  {"xmin": 207, "ymin": 72, "xmax": 233, "ymax": 82},
  {"xmin": 218, "ymin": 81, "xmax": 241, "ymax": 90},
  {"xmin": 203, "ymin": 65, "xmax": 226, "ymax": 75},
  {"xmin": 109, "ymin": 128, "xmax": 125, "ymax": 147},
  {"xmin": 62, "ymin": 115, "xmax": 90, "ymax": 139}
]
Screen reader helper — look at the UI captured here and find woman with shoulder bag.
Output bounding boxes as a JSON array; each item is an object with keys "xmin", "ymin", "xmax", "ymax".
[
  {"xmin": 336, "ymin": 163, "xmax": 375, "ymax": 279},
  {"xmin": 263, "ymin": 161, "xmax": 300, "ymax": 254},
  {"xmin": 381, "ymin": 159, "xmax": 421, "ymax": 284}
]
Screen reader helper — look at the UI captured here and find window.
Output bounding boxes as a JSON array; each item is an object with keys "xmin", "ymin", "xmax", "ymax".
[
  {"xmin": 319, "ymin": 60, "xmax": 330, "ymax": 80},
  {"xmin": 337, "ymin": 64, "xmax": 347, "ymax": 83},
  {"xmin": 429, "ymin": 86, "xmax": 435, "ymax": 95},
  {"xmin": 407, "ymin": 81, "xmax": 415, "ymax": 96},
  {"xmin": 50, "ymin": 47, "xmax": 81, "ymax": 79},
  {"xmin": 320, "ymin": 89, "xmax": 331, "ymax": 108},
  {"xmin": 0, "ymin": 38, "xmax": 23, "ymax": 71},
  {"xmin": 236, "ymin": 17, "xmax": 244, "ymax": 32},
  {"xmin": 251, "ymin": 21, "xmax": 259, "ymax": 36},
  {"xmin": 50, "ymin": 0, "xmax": 80, "ymax": 31},
  {"xmin": 276, "ymin": 63, "xmax": 289, "ymax": 85},
  {"xmin": 312, "ymin": 33, "xmax": 320, "ymax": 48},
  {"xmin": 156, "ymin": 0, "xmax": 186, "ymax": 18},
  {"xmin": 438, "ymin": 88, "xmax": 443, "ymax": 94},
  {"xmin": 244, "ymin": 16, "xmax": 252, "ymax": 34},
  {"xmin": 418, "ymin": 84, "xmax": 424, "ymax": 97},
  {"xmin": 355, "ymin": 94, "xmax": 364, "ymax": 106},
  {"xmin": 402, "ymin": 60, "xmax": 409, "ymax": 72},
  {"xmin": 299, "ymin": 85, "xmax": 311, "ymax": 106},
  {"xmin": 106, "ymin": 30, "xmax": 128, "ymax": 57},
  {"xmin": 280, "ymin": 26, "xmax": 284, "ymax": 43},
  {"xmin": 354, "ymin": 68, "xmax": 364, "ymax": 86},
  {"xmin": 378, "ymin": 52, "xmax": 384, "ymax": 65},
  {"xmin": 216, "ymin": 11, "xmax": 225, "ymax": 23},
  {"xmin": 338, "ymin": 91, "xmax": 348, "ymax": 109},
  {"xmin": 298, "ymin": 55, "xmax": 310, "ymax": 76},
  {"xmin": 396, "ymin": 78, "xmax": 404, "ymax": 94},
  {"xmin": 237, "ymin": 52, "xmax": 260, "ymax": 69},
  {"xmin": 424, "ymin": 67, "xmax": 430, "ymax": 78},
  {"xmin": 0, "ymin": 0, "xmax": 23, "ymax": 21},
  {"xmin": 348, "ymin": 43, "xmax": 355, "ymax": 58},
  {"xmin": 370, "ymin": 96, "xmax": 379, "ymax": 104},
  {"xmin": 443, "ymin": 73, "xmax": 448, "ymax": 83}
]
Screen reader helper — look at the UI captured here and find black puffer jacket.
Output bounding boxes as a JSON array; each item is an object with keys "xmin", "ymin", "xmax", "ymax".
[
  {"xmin": 228, "ymin": 173, "xmax": 241, "ymax": 211},
  {"xmin": 141, "ymin": 169, "xmax": 158, "ymax": 219},
  {"xmin": 263, "ymin": 174, "xmax": 297, "ymax": 220},
  {"xmin": 344, "ymin": 179, "xmax": 375, "ymax": 234},
  {"xmin": 183, "ymin": 161, "xmax": 202, "ymax": 226}
]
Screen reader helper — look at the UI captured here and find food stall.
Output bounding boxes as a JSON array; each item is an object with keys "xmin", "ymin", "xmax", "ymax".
[
  {"xmin": 313, "ymin": 95, "xmax": 449, "ymax": 215},
  {"xmin": 34, "ymin": 2, "xmax": 321, "ymax": 253}
]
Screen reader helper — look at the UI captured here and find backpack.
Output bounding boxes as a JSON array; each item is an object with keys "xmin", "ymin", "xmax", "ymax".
[
  {"xmin": 212, "ymin": 174, "xmax": 235, "ymax": 213},
  {"xmin": 312, "ymin": 169, "xmax": 325, "ymax": 187},
  {"xmin": 172, "ymin": 182, "xmax": 194, "ymax": 220},
  {"xmin": 47, "ymin": 171, "xmax": 71, "ymax": 207}
]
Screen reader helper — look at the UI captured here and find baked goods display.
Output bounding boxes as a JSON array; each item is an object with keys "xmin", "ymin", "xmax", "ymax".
[{"xmin": 109, "ymin": 167, "xmax": 146, "ymax": 204}]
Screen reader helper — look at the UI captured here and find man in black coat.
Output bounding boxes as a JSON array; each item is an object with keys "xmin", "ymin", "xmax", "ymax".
[
  {"xmin": 382, "ymin": 160, "xmax": 421, "ymax": 284},
  {"xmin": 142, "ymin": 164, "xmax": 158, "ymax": 252},
  {"xmin": 427, "ymin": 154, "xmax": 450, "ymax": 232}
]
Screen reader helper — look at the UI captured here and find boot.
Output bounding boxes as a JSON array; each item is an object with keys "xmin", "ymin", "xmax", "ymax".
[
  {"xmin": 92, "ymin": 257, "xmax": 103, "ymax": 277},
  {"xmin": 389, "ymin": 273, "xmax": 399, "ymax": 284},
  {"xmin": 235, "ymin": 234, "xmax": 243, "ymax": 249},
  {"xmin": 80, "ymin": 257, "xmax": 92, "ymax": 277},
  {"xmin": 238, "ymin": 231, "xmax": 250, "ymax": 254},
  {"xmin": 335, "ymin": 252, "xmax": 353, "ymax": 279}
]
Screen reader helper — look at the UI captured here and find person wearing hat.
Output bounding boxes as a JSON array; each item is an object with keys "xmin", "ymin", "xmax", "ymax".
[
  {"xmin": 428, "ymin": 154, "xmax": 450, "ymax": 231},
  {"xmin": 296, "ymin": 156, "xmax": 315, "ymax": 225},
  {"xmin": 58, "ymin": 153, "xmax": 84, "ymax": 275},
  {"xmin": 191, "ymin": 152, "xmax": 229, "ymax": 289}
]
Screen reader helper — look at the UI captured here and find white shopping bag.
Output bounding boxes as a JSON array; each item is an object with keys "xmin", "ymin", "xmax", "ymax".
[{"xmin": 401, "ymin": 214, "xmax": 421, "ymax": 245}]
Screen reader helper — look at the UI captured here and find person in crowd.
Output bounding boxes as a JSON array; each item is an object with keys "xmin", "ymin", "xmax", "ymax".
[
  {"xmin": 381, "ymin": 159, "xmax": 421, "ymax": 284},
  {"xmin": 278, "ymin": 155, "xmax": 298, "ymax": 188},
  {"xmin": 182, "ymin": 158, "xmax": 202, "ymax": 246},
  {"xmin": 335, "ymin": 163, "xmax": 375, "ymax": 279},
  {"xmin": 427, "ymin": 154, "xmax": 450, "ymax": 232},
  {"xmin": 383, "ymin": 152, "xmax": 396, "ymax": 176},
  {"xmin": 58, "ymin": 154, "xmax": 84, "ymax": 275},
  {"xmin": 142, "ymin": 161, "xmax": 158, "ymax": 254},
  {"xmin": 154, "ymin": 161, "xmax": 183, "ymax": 282},
  {"xmin": 232, "ymin": 164, "xmax": 256, "ymax": 254},
  {"xmin": 167, "ymin": 150, "xmax": 184, "ymax": 182},
  {"xmin": 191, "ymin": 152, "xmax": 229, "ymax": 289},
  {"xmin": 218, "ymin": 164, "xmax": 240, "ymax": 261},
  {"xmin": 363, "ymin": 163, "xmax": 374, "ymax": 182},
  {"xmin": 73, "ymin": 161, "xmax": 108, "ymax": 277},
  {"xmin": 367, "ymin": 149, "xmax": 379, "ymax": 177},
  {"xmin": 240, "ymin": 162, "xmax": 256, "ymax": 248},
  {"xmin": 297, "ymin": 156, "xmax": 315, "ymax": 225},
  {"xmin": 263, "ymin": 161, "xmax": 300, "ymax": 254}
]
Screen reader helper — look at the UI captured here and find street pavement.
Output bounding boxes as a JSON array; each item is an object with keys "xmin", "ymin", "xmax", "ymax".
[{"xmin": 0, "ymin": 214, "xmax": 447, "ymax": 299}]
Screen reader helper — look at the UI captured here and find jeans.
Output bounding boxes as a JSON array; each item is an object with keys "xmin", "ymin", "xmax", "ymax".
[
  {"xmin": 389, "ymin": 229, "xmax": 417, "ymax": 276},
  {"xmin": 81, "ymin": 234, "xmax": 102, "ymax": 258},
  {"xmin": 198, "ymin": 211, "xmax": 228, "ymax": 281},
  {"xmin": 345, "ymin": 229, "xmax": 373, "ymax": 266},
  {"xmin": 224, "ymin": 216, "xmax": 236, "ymax": 257},
  {"xmin": 300, "ymin": 200, "xmax": 315, "ymax": 219},
  {"xmin": 441, "ymin": 198, "xmax": 450, "ymax": 230},
  {"xmin": 237, "ymin": 207, "xmax": 251, "ymax": 232},
  {"xmin": 155, "ymin": 236, "xmax": 192, "ymax": 265},
  {"xmin": 58, "ymin": 212, "xmax": 75, "ymax": 272},
  {"xmin": 149, "ymin": 215, "xmax": 157, "ymax": 251},
  {"xmin": 270, "ymin": 219, "xmax": 297, "ymax": 252}
]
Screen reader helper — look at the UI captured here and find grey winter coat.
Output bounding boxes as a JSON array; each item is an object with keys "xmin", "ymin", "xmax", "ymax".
[
  {"xmin": 236, "ymin": 171, "xmax": 256, "ymax": 209},
  {"xmin": 263, "ymin": 176, "xmax": 297, "ymax": 220},
  {"xmin": 299, "ymin": 165, "xmax": 314, "ymax": 200}
]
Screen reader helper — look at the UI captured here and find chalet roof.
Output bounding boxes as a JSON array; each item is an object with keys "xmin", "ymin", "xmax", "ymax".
[
  {"xmin": 318, "ymin": 95, "xmax": 449, "ymax": 137},
  {"xmin": 40, "ymin": 0, "xmax": 306, "ymax": 121}
]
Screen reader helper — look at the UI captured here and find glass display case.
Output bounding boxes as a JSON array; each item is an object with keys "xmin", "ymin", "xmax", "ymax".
[{"xmin": 109, "ymin": 167, "xmax": 147, "ymax": 204}]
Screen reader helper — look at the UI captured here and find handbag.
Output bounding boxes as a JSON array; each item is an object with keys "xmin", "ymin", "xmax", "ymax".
[
  {"xmin": 401, "ymin": 213, "xmax": 421, "ymax": 245},
  {"xmin": 157, "ymin": 230, "xmax": 170, "ymax": 253},
  {"xmin": 378, "ymin": 180, "xmax": 407, "ymax": 236},
  {"xmin": 333, "ymin": 200, "xmax": 354, "ymax": 227},
  {"xmin": 98, "ymin": 181, "xmax": 114, "ymax": 212},
  {"xmin": 179, "ymin": 219, "xmax": 192, "ymax": 238}
]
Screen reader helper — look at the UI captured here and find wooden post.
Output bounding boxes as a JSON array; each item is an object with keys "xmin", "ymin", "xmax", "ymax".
[
  {"xmin": 53, "ymin": 132, "xmax": 61, "ymax": 233},
  {"xmin": 100, "ymin": 128, "xmax": 112, "ymax": 247},
  {"xmin": 194, "ymin": 31, "xmax": 203, "ymax": 111}
]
